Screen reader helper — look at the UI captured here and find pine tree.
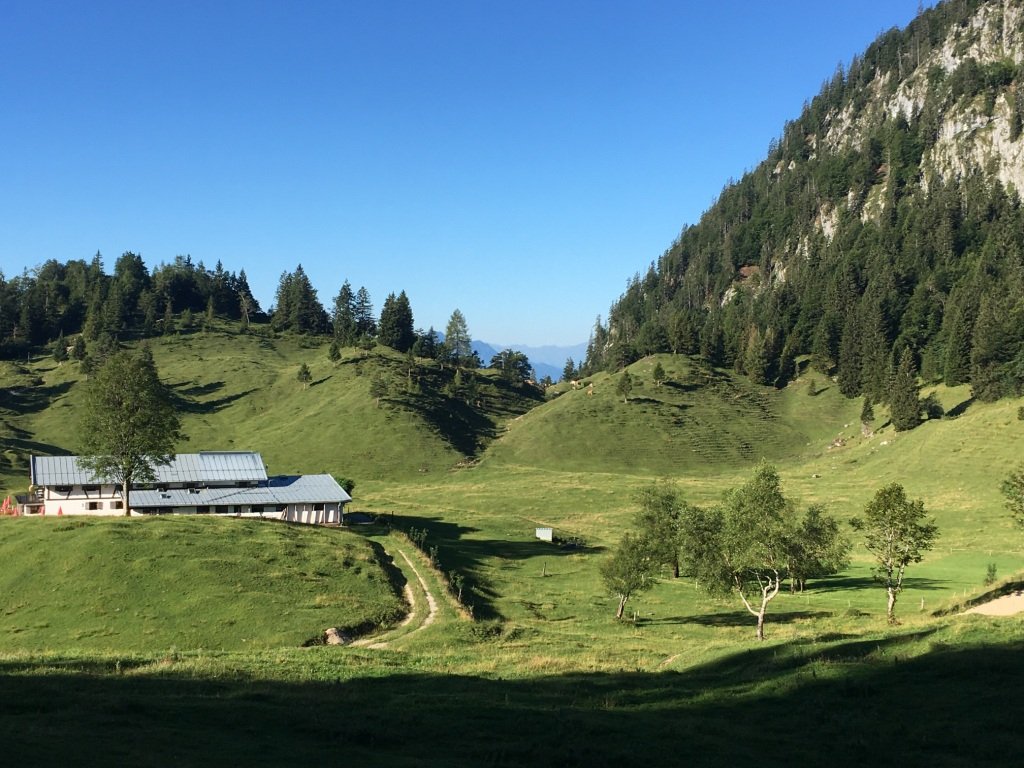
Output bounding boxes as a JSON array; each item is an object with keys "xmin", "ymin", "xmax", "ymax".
[
  {"xmin": 354, "ymin": 287, "xmax": 375, "ymax": 339},
  {"xmin": 889, "ymin": 347, "xmax": 921, "ymax": 431},
  {"xmin": 860, "ymin": 396, "xmax": 875, "ymax": 424},
  {"xmin": 652, "ymin": 361, "xmax": 666, "ymax": 388},
  {"xmin": 444, "ymin": 309, "xmax": 472, "ymax": 367},
  {"xmin": 837, "ymin": 311, "xmax": 863, "ymax": 397},
  {"xmin": 561, "ymin": 358, "xmax": 577, "ymax": 383},
  {"xmin": 332, "ymin": 281, "xmax": 357, "ymax": 345},
  {"xmin": 377, "ymin": 291, "xmax": 415, "ymax": 352}
]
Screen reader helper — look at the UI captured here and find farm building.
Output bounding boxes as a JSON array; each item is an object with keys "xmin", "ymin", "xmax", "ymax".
[{"xmin": 24, "ymin": 451, "xmax": 350, "ymax": 525}]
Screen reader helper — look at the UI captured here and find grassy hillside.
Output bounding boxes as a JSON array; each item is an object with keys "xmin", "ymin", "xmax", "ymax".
[
  {"xmin": 0, "ymin": 515, "xmax": 404, "ymax": 651},
  {"xmin": 487, "ymin": 355, "xmax": 861, "ymax": 474},
  {"xmin": 3, "ymin": 335, "xmax": 1024, "ymax": 764},
  {"xmin": 0, "ymin": 325, "xmax": 542, "ymax": 494}
]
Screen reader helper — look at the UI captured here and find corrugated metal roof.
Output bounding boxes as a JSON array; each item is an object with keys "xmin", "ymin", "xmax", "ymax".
[
  {"xmin": 30, "ymin": 452, "xmax": 268, "ymax": 487},
  {"xmin": 131, "ymin": 474, "xmax": 349, "ymax": 509},
  {"xmin": 30, "ymin": 455, "xmax": 98, "ymax": 486}
]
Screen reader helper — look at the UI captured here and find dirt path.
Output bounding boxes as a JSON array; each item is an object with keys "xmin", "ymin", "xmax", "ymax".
[
  {"xmin": 352, "ymin": 542, "xmax": 439, "ymax": 649},
  {"xmin": 964, "ymin": 590, "xmax": 1024, "ymax": 616}
]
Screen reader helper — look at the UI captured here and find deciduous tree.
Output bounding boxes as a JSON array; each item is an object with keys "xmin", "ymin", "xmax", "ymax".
[
  {"xmin": 1002, "ymin": 465, "xmax": 1024, "ymax": 528},
  {"xmin": 490, "ymin": 349, "xmax": 532, "ymax": 382},
  {"xmin": 634, "ymin": 482, "xmax": 683, "ymax": 577},
  {"xmin": 600, "ymin": 532, "xmax": 658, "ymax": 620},
  {"xmin": 616, "ymin": 370, "xmax": 634, "ymax": 403},
  {"xmin": 851, "ymin": 483, "xmax": 938, "ymax": 623},
  {"xmin": 78, "ymin": 349, "xmax": 184, "ymax": 516},
  {"xmin": 787, "ymin": 504, "xmax": 850, "ymax": 592},
  {"xmin": 678, "ymin": 463, "xmax": 798, "ymax": 641}
]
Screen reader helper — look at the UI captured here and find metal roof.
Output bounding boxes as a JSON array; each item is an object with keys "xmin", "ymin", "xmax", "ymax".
[
  {"xmin": 130, "ymin": 474, "xmax": 350, "ymax": 509},
  {"xmin": 30, "ymin": 452, "xmax": 268, "ymax": 487}
]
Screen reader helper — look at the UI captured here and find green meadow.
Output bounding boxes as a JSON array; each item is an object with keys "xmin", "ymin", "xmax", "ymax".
[{"xmin": 2, "ymin": 327, "xmax": 1023, "ymax": 765}]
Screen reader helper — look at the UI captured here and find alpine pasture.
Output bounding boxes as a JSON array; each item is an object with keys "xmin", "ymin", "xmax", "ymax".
[{"xmin": 1, "ymin": 327, "xmax": 1023, "ymax": 766}]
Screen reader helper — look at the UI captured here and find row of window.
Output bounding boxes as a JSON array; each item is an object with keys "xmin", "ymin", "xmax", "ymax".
[
  {"xmin": 86, "ymin": 501, "xmax": 123, "ymax": 511},
  {"xmin": 76, "ymin": 502, "xmax": 329, "ymax": 513}
]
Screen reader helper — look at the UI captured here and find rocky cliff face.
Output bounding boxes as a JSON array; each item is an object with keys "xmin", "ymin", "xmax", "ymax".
[{"xmin": 822, "ymin": 0, "xmax": 1024, "ymax": 212}]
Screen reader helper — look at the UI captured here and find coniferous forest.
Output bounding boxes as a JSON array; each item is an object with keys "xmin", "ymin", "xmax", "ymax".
[{"xmin": 584, "ymin": 0, "xmax": 1024, "ymax": 407}]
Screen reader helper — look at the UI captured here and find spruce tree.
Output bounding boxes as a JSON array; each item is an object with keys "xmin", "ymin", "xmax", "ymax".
[
  {"xmin": 444, "ymin": 309, "xmax": 472, "ymax": 367},
  {"xmin": 378, "ymin": 291, "xmax": 415, "ymax": 352},
  {"xmin": 333, "ymin": 281, "xmax": 357, "ymax": 345},
  {"xmin": 889, "ymin": 348, "xmax": 921, "ymax": 431}
]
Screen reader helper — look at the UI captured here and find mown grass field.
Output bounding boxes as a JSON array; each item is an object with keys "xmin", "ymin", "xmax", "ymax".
[
  {"xmin": 0, "ymin": 516, "xmax": 405, "ymax": 651},
  {"xmin": 2, "ymin": 330, "xmax": 1024, "ymax": 765}
]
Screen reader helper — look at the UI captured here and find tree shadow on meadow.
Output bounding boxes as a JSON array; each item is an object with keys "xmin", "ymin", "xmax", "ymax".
[
  {"xmin": 812, "ymin": 575, "xmax": 949, "ymax": 593},
  {"xmin": 644, "ymin": 609, "xmax": 834, "ymax": 628},
  {"xmin": 358, "ymin": 514, "xmax": 604, "ymax": 620},
  {"xmin": 168, "ymin": 380, "xmax": 257, "ymax": 414},
  {"xmin": 0, "ymin": 380, "xmax": 74, "ymax": 415},
  {"xmin": 1, "ymin": 630, "xmax": 1022, "ymax": 767}
]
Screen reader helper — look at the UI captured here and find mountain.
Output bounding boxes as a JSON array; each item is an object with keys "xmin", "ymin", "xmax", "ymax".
[
  {"xmin": 470, "ymin": 339, "xmax": 587, "ymax": 382},
  {"xmin": 587, "ymin": 0, "xmax": 1024, "ymax": 406}
]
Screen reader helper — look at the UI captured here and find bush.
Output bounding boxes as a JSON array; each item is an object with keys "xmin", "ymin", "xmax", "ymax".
[{"xmin": 985, "ymin": 563, "xmax": 998, "ymax": 586}]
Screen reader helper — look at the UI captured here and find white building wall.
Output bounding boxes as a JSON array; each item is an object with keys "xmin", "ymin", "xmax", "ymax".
[
  {"xmin": 39, "ymin": 484, "xmax": 124, "ymax": 516},
  {"xmin": 282, "ymin": 503, "xmax": 341, "ymax": 525}
]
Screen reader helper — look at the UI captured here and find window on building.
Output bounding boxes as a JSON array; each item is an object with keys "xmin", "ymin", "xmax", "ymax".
[
  {"xmin": 251, "ymin": 506, "xmax": 264, "ymax": 513},
  {"xmin": 83, "ymin": 485, "xmax": 100, "ymax": 493},
  {"xmin": 111, "ymin": 501, "xmax": 124, "ymax": 510},
  {"xmin": 313, "ymin": 503, "xmax": 325, "ymax": 512},
  {"xmin": 55, "ymin": 485, "xmax": 72, "ymax": 494},
  {"xmin": 196, "ymin": 506, "xmax": 210, "ymax": 514},
  {"xmin": 87, "ymin": 501, "xmax": 103, "ymax": 511}
]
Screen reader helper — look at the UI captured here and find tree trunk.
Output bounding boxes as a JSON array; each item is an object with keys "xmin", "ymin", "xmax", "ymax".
[
  {"xmin": 123, "ymin": 480, "xmax": 131, "ymax": 517},
  {"xmin": 756, "ymin": 609, "xmax": 766, "ymax": 641},
  {"xmin": 886, "ymin": 586, "xmax": 898, "ymax": 624},
  {"xmin": 616, "ymin": 594, "xmax": 627, "ymax": 619}
]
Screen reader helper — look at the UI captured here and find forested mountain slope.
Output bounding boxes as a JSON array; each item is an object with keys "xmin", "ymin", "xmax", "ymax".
[{"xmin": 587, "ymin": 0, "xmax": 1024, "ymax": 406}]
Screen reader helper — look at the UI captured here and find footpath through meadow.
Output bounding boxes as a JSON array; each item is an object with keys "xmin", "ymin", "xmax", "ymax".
[{"xmin": 351, "ymin": 532, "xmax": 446, "ymax": 649}]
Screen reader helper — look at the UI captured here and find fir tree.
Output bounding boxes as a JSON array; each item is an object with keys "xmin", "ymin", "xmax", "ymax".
[{"xmin": 889, "ymin": 347, "xmax": 921, "ymax": 431}]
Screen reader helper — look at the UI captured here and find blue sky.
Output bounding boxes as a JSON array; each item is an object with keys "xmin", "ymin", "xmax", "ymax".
[{"xmin": 2, "ymin": 1, "xmax": 929, "ymax": 346}]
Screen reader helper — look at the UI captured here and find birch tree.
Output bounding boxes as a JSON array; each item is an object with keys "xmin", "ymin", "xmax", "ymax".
[
  {"xmin": 679, "ymin": 463, "xmax": 798, "ymax": 641},
  {"xmin": 851, "ymin": 483, "xmax": 938, "ymax": 623}
]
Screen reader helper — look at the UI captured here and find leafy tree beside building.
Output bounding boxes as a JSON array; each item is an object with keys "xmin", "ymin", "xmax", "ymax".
[{"xmin": 77, "ymin": 348, "xmax": 184, "ymax": 517}]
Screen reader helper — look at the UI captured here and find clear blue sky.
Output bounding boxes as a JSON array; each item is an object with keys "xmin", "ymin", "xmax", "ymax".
[{"xmin": 2, "ymin": 1, "xmax": 930, "ymax": 347}]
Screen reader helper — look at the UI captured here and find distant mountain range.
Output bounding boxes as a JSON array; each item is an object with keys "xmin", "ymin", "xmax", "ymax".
[{"xmin": 472, "ymin": 341, "xmax": 588, "ymax": 382}]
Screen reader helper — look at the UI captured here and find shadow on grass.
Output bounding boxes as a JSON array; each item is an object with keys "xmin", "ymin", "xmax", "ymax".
[
  {"xmin": 645, "ymin": 609, "xmax": 834, "ymax": 628},
  {"xmin": 813, "ymin": 575, "xmax": 949, "ymax": 593},
  {"xmin": 1, "ymin": 631, "xmax": 1022, "ymax": 766},
  {"xmin": 945, "ymin": 396, "xmax": 975, "ymax": 419},
  {"xmin": 0, "ymin": 380, "xmax": 73, "ymax": 415},
  {"xmin": 357, "ymin": 514, "xmax": 603, "ymax": 621},
  {"xmin": 169, "ymin": 380, "xmax": 258, "ymax": 414}
]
